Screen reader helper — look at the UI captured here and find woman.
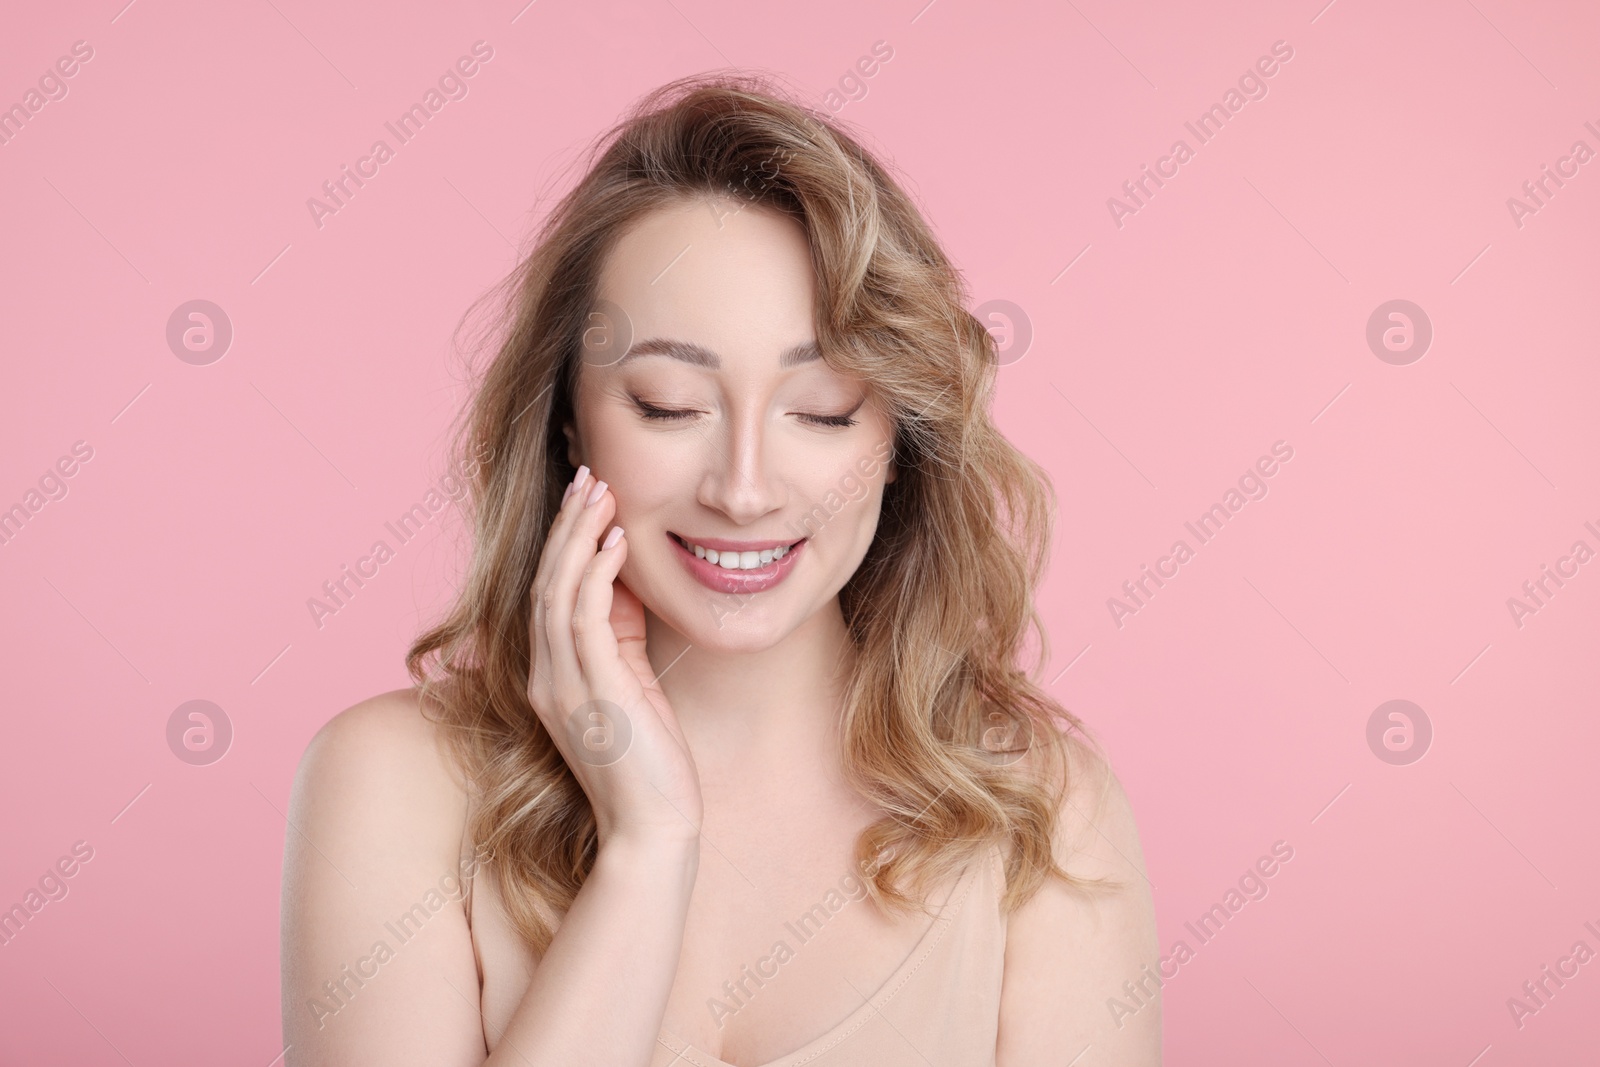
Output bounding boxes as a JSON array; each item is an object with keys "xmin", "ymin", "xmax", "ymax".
[{"xmin": 281, "ymin": 73, "xmax": 1160, "ymax": 1066}]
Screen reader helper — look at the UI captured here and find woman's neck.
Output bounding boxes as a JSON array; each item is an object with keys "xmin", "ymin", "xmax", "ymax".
[{"xmin": 643, "ymin": 601, "xmax": 857, "ymax": 782}]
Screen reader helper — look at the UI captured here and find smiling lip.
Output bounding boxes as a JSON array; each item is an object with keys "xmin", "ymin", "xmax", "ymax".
[
  {"xmin": 671, "ymin": 533, "xmax": 802, "ymax": 553},
  {"xmin": 668, "ymin": 532, "xmax": 806, "ymax": 594}
]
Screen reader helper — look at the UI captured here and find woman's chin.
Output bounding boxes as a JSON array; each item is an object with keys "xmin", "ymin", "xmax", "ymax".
[{"xmin": 644, "ymin": 596, "xmax": 797, "ymax": 655}]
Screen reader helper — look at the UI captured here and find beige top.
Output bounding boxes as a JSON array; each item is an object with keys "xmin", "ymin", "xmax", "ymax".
[
  {"xmin": 653, "ymin": 842, "xmax": 1008, "ymax": 1067},
  {"xmin": 463, "ymin": 831, "xmax": 1009, "ymax": 1067}
]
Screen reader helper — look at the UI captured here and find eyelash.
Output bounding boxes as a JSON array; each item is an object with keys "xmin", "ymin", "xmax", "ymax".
[{"xmin": 633, "ymin": 399, "xmax": 859, "ymax": 428}]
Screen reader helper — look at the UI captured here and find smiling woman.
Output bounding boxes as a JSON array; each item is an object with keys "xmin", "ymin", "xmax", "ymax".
[{"xmin": 280, "ymin": 71, "xmax": 1159, "ymax": 1067}]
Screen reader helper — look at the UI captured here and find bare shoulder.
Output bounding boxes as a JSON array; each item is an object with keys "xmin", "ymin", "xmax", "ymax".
[
  {"xmin": 287, "ymin": 686, "xmax": 472, "ymax": 876},
  {"xmin": 294, "ymin": 686, "xmax": 470, "ymax": 811},
  {"xmin": 996, "ymin": 727, "xmax": 1161, "ymax": 1066},
  {"xmin": 282, "ymin": 688, "xmax": 484, "ymax": 1067},
  {"xmin": 1051, "ymin": 728, "xmax": 1140, "ymax": 876}
]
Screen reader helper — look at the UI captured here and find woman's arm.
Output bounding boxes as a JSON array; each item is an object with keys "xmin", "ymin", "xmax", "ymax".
[
  {"xmin": 995, "ymin": 734, "xmax": 1162, "ymax": 1066},
  {"xmin": 280, "ymin": 689, "xmax": 700, "ymax": 1067},
  {"xmin": 483, "ymin": 829, "xmax": 698, "ymax": 1066},
  {"xmin": 280, "ymin": 690, "xmax": 484, "ymax": 1066}
]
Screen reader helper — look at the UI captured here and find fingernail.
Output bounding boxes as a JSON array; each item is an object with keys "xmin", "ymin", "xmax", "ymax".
[
  {"xmin": 562, "ymin": 482, "xmax": 574, "ymax": 502},
  {"xmin": 602, "ymin": 525, "xmax": 624, "ymax": 550},
  {"xmin": 573, "ymin": 464, "xmax": 590, "ymax": 491},
  {"xmin": 585, "ymin": 479, "xmax": 608, "ymax": 507}
]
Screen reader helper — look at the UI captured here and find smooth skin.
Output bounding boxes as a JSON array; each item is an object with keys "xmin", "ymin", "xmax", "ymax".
[{"xmin": 280, "ymin": 195, "xmax": 1160, "ymax": 1066}]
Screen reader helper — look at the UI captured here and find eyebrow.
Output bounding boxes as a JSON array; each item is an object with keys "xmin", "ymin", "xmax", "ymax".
[{"xmin": 614, "ymin": 337, "xmax": 822, "ymax": 370}]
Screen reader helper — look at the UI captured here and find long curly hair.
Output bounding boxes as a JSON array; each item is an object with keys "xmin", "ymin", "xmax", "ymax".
[{"xmin": 406, "ymin": 70, "xmax": 1114, "ymax": 955}]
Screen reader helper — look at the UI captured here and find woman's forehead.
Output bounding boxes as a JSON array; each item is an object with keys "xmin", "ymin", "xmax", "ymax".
[{"xmin": 584, "ymin": 209, "xmax": 821, "ymax": 385}]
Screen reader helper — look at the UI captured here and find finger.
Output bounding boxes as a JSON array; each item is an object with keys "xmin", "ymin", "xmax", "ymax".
[
  {"xmin": 530, "ymin": 469, "xmax": 593, "ymax": 702},
  {"xmin": 533, "ymin": 468, "xmax": 593, "ymax": 595},
  {"xmin": 572, "ymin": 525, "xmax": 628, "ymax": 687},
  {"xmin": 543, "ymin": 478, "xmax": 617, "ymax": 708},
  {"xmin": 529, "ymin": 576, "xmax": 555, "ymax": 709}
]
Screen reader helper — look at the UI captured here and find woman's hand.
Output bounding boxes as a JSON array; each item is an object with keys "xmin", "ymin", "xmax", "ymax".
[{"xmin": 526, "ymin": 465, "xmax": 704, "ymax": 848}]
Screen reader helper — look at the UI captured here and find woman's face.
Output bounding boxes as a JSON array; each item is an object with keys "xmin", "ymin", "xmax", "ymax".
[{"xmin": 564, "ymin": 194, "xmax": 897, "ymax": 652}]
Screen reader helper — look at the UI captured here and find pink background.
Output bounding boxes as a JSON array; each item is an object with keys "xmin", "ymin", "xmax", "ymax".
[{"xmin": 3, "ymin": 0, "xmax": 1597, "ymax": 1063}]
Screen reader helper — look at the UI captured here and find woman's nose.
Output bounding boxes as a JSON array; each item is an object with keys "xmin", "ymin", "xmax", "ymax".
[{"xmin": 696, "ymin": 413, "xmax": 786, "ymax": 523}]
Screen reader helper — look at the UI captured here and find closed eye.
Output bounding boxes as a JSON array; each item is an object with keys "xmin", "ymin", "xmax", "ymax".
[
  {"xmin": 633, "ymin": 399, "xmax": 858, "ymax": 428},
  {"xmin": 800, "ymin": 412, "xmax": 859, "ymax": 428},
  {"xmin": 634, "ymin": 401, "xmax": 697, "ymax": 422}
]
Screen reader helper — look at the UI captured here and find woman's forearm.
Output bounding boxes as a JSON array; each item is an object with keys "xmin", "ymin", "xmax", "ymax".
[{"xmin": 483, "ymin": 832, "xmax": 700, "ymax": 1067}]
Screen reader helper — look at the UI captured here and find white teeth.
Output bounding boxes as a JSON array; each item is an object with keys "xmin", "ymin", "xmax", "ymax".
[{"xmin": 684, "ymin": 538, "xmax": 795, "ymax": 570}]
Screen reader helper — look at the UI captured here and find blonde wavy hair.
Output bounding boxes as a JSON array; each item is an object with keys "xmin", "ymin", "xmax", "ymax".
[{"xmin": 406, "ymin": 71, "xmax": 1115, "ymax": 955}]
